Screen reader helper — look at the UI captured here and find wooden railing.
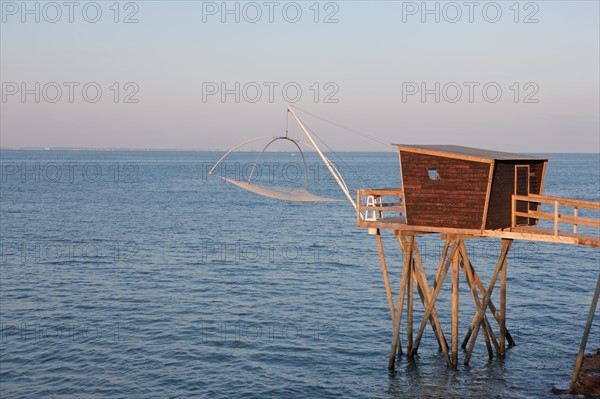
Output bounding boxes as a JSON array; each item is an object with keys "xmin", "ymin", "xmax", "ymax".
[
  {"xmin": 511, "ymin": 194, "xmax": 600, "ymax": 235},
  {"xmin": 357, "ymin": 188, "xmax": 405, "ymax": 221}
]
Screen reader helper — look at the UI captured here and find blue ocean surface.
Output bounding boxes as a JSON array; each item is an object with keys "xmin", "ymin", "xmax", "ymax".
[{"xmin": 0, "ymin": 150, "xmax": 598, "ymax": 398}]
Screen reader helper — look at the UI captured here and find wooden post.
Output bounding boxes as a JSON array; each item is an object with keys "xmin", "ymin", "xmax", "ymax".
[
  {"xmin": 500, "ymin": 239, "xmax": 508, "ymax": 356},
  {"xmin": 464, "ymin": 239, "xmax": 512, "ymax": 366},
  {"xmin": 570, "ymin": 272, "xmax": 600, "ymax": 389},
  {"xmin": 436, "ymin": 240, "xmax": 450, "ymax": 284},
  {"xmin": 407, "ymin": 239, "xmax": 414, "ymax": 355},
  {"xmin": 511, "ymin": 195, "xmax": 516, "ymax": 228},
  {"xmin": 357, "ymin": 191, "xmax": 361, "ymax": 221},
  {"xmin": 573, "ymin": 207, "xmax": 578, "ymax": 233},
  {"xmin": 376, "ymin": 230, "xmax": 396, "ymax": 322},
  {"xmin": 388, "ymin": 237, "xmax": 413, "ymax": 369},
  {"xmin": 554, "ymin": 200, "xmax": 559, "ymax": 235},
  {"xmin": 452, "ymin": 242, "xmax": 460, "ymax": 368}
]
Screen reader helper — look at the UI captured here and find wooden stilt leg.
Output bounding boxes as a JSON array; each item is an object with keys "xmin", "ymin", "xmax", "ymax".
[
  {"xmin": 376, "ymin": 230, "xmax": 400, "ymax": 354},
  {"xmin": 480, "ymin": 317, "xmax": 496, "ymax": 359},
  {"xmin": 570, "ymin": 272, "xmax": 600, "ymax": 389},
  {"xmin": 407, "ymin": 244, "xmax": 414, "ymax": 355},
  {"xmin": 452, "ymin": 243, "xmax": 459, "ymax": 369},
  {"xmin": 464, "ymin": 239, "xmax": 512, "ymax": 366},
  {"xmin": 376, "ymin": 230, "xmax": 395, "ymax": 320},
  {"xmin": 388, "ymin": 237, "xmax": 413, "ymax": 369},
  {"xmin": 500, "ymin": 244, "xmax": 508, "ymax": 356}
]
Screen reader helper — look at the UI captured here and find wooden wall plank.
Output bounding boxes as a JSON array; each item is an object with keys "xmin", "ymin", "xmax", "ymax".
[{"xmin": 400, "ymin": 151, "xmax": 490, "ymax": 229}]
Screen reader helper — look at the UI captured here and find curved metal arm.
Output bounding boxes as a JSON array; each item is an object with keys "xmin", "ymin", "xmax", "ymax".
[
  {"xmin": 247, "ymin": 137, "xmax": 310, "ymax": 191},
  {"xmin": 208, "ymin": 136, "xmax": 278, "ymax": 176}
]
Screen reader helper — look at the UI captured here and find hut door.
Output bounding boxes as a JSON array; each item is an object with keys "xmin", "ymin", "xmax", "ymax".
[{"xmin": 515, "ymin": 165, "xmax": 530, "ymax": 225}]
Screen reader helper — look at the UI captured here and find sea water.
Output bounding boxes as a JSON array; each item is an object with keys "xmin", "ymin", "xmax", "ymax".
[{"xmin": 1, "ymin": 150, "xmax": 598, "ymax": 398}]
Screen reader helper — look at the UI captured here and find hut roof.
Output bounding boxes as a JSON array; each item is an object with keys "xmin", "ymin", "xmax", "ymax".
[{"xmin": 395, "ymin": 144, "xmax": 548, "ymax": 162}]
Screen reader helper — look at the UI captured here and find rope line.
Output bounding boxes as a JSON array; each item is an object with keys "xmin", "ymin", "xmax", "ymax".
[
  {"xmin": 293, "ymin": 105, "xmax": 392, "ymax": 147},
  {"xmin": 297, "ymin": 117, "xmax": 373, "ymax": 190}
]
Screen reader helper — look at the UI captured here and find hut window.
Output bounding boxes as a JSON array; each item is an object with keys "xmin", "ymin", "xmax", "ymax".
[{"xmin": 427, "ymin": 168, "xmax": 440, "ymax": 180}]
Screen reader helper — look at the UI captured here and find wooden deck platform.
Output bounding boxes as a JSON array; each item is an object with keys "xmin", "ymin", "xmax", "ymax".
[
  {"xmin": 358, "ymin": 218, "xmax": 600, "ymax": 248},
  {"xmin": 357, "ymin": 189, "xmax": 600, "ymax": 248}
]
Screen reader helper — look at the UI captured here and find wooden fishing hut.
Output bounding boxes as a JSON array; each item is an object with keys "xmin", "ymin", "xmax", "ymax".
[{"xmin": 356, "ymin": 144, "xmax": 600, "ymax": 382}]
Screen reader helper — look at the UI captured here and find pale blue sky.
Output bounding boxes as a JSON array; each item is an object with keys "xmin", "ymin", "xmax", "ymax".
[{"xmin": 1, "ymin": 1, "xmax": 598, "ymax": 151}]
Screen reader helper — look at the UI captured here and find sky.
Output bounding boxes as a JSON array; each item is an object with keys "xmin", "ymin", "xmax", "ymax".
[{"xmin": 1, "ymin": 1, "xmax": 599, "ymax": 152}]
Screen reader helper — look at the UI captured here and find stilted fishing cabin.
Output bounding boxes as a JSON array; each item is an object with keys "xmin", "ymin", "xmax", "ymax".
[
  {"xmin": 356, "ymin": 144, "xmax": 600, "ymax": 385},
  {"xmin": 213, "ymin": 107, "xmax": 600, "ymax": 392}
]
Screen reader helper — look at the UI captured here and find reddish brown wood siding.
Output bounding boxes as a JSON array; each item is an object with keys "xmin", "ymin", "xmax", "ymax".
[
  {"xmin": 400, "ymin": 151, "xmax": 491, "ymax": 229},
  {"xmin": 485, "ymin": 160, "xmax": 546, "ymax": 229}
]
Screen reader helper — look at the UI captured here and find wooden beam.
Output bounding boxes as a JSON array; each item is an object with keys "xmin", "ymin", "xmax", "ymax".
[
  {"xmin": 397, "ymin": 146, "xmax": 495, "ymax": 164},
  {"xmin": 481, "ymin": 161, "xmax": 495, "ymax": 231},
  {"xmin": 500, "ymin": 240, "xmax": 508, "ymax": 355},
  {"xmin": 511, "ymin": 195, "xmax": 517, "ymax": 228},
  {"xmin": 515, "ymin": 193, "xmax": 600, "ymax": 210},
  {"xmin": 570, "ymin": 272, "xmax": 600, "ymax": 389},
  {"xmin": 554, "ymin": 201, "xmax": 559, "ymax": 235},
  {"xmin": 356, "ymin": 190, "xmax": 361, "ymax": 221},
  {"xmin": 359, "ymin": 220, "xmax": 600, "ymax": 247},
  {"xmin": 358, "ymin": 188, "xmax": 404, "ymax": 196},
  {"xmin": 513, "ymin": 210, "xmax": 600, "ymax": 229},
  {"xmin": 483, "ymin": 229, "xmax": 599, "ymax": 248},
  {"xmin": 376, "ymin": 231, "xmax": 396, "ymax": 322},
  {"xmin": 435, "ymin": 240, "xmax": 450, "ymax": 286},
  {"xmin": 452, "ymin": 243, "xmax": 460, "ymax": 368},
  {"xmin": 407, "ymin": 243, "xmax": 414, "ymax": 355}
]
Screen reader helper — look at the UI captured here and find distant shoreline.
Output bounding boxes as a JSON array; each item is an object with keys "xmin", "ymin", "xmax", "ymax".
[{"xmin": 0, "ymin": 148, "xmax": 598, "ymax": 154}]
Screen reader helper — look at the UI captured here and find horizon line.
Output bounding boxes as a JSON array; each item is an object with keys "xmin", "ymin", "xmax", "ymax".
[{"xmin": 1, "ymin": 147, "xmax": 599, "ymax": 154}]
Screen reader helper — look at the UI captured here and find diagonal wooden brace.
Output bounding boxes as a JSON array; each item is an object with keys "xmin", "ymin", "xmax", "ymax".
[
  {"xmin": 460, "ymin": 242, "xmax": 515, "ymax": 349},
  {"xmin": 408, "ymin": 240, "xmax": 458, "ymax": 367},
  {"xmin": 398, "ymin": 236, "xmax": 449, "ymax": 356},
  {"xmin": 464, "ymin": 239, "xmax": 512, "ymax": 366}
]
